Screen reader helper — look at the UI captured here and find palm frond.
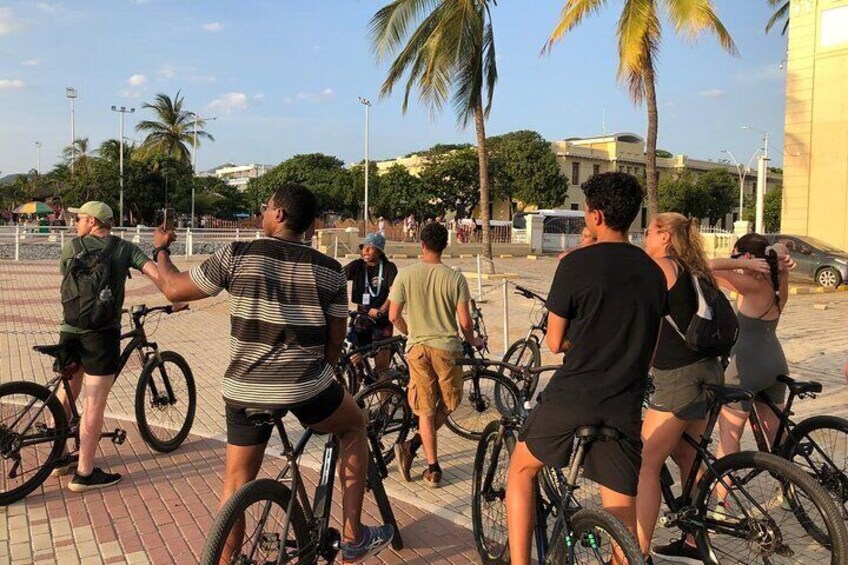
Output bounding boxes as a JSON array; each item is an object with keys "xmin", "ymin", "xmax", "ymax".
[
  {"xmin": 661, "ymin": 0, "xmax": 738, "ymax": 55},
  {"xmin": 545, "ymin": 0, "xmax": 608, "ymax": 53},
  {"xmin": 765, "ymin": 1, "xmax": 789, "ymax": 35},
  {"xmin": 370, "ymin": 0, "xmax": 443, "ymax": 61}
]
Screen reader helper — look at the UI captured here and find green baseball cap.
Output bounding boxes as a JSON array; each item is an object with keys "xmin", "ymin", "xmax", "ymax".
[{"xmin": 68, "ymin": 201, "xmax": 114, "ymax": 223}]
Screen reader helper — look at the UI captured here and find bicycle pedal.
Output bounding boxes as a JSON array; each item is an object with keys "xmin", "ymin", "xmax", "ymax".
[{"xmin": 112, "ymin": 428, "xmax": 127, "ymax": 445}]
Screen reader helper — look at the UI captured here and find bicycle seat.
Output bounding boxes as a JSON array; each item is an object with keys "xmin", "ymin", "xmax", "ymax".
[
  {"xmin": 702, "ymin": 383, "xmax": 753, "ymax": 405},
  {"xmin": 244, "ymin": 408, "xmax": 286, "ymax": 425},
  {"xmin": 776, "ymin": 374, "xmax": 822, "ymax": 395},
  {"xmin": 574, "ymin": 425, "xmax": 621, "ymax": 442},
  {"xmin": 32, "ymin": 344, "xmax": 68, "ymax": 359}
]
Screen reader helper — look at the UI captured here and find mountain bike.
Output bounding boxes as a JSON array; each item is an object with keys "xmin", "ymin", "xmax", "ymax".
[
  {"xmin": 0, "ymin": 304, "xmax": 196, "ymax": 505},
  {"xmin": 746, "ymin": 374, "xmax": 848, "ymax": 522},
  {"xmin": 499, "ymin": 285, "xmax": 549, "ymax": 399},
  {"xmin": 340, "ymin": 311, "xmax": 407, "ymax": 395},
  {"xmin": 200, "ymin": 407, "xmax": 403, "ymax": 564},
  {"xmin": 471, "ymin": 358, "xmax": 644, "ymax": 564}
]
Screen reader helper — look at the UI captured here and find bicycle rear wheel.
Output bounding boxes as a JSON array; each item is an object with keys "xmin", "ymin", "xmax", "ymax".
[
  {"xmin": 781, "ymin": 415, "xmax": 848, "ymax": 521},
  {"xmin": 446, "ymin": 370, "xmax": 519, "ymax": 441},
  {"xmin": 0, "ymin": 381, "xmax": 68, "ymax": 505},
  {"xmin": 472, "ymin": 420, "xmax": 516, "ymax": 564},
  {"xmin": 135, "ymin": 351, "xmax": 196, "ymax": 453},
  {"xmin": 547, "ymin": 508, "xmax": 644, "ymax": 564},
  {"xmin": 695, "ymin": 450, "xmax": 848, "ymax": 565},
  {"xmin": 200, "ymin": 477, "xmax": 314, "ymax": 565},
  {"xmin": 355, "ymin": 381, "xmax": 412, "ymax": 465}
]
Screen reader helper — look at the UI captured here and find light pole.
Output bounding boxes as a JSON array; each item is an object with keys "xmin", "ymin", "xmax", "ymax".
[
  {"xmin": 741, "ymin": 126, "xmax": 770, "ymax": 233},
  {"xmin": 66, "ymin": 87, "xmax": 77, "ymax": 174},
  {"xmin": 358, "ymin": 97, "xmax": 371, "ymax": 228},
  {"xmin": 111, "ymin": 105, "xmax": 135, "ymax": 227},
  {"xmin": 34, "ymin": 142, "xmax": 42, "ymax": 175},
  {"xmin": 190, "ymin": 113, "xmax": 217, "ymax": 228},
  {"xmin": 721, "ymin": 149, "xmax": 759, "ymax": 221}
]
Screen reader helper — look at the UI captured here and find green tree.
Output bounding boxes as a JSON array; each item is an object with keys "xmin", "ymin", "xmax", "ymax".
[
  {"xmin": 350, "ymin": 163, "xmax": 382, "ymax": 221},
  {"xmin": 766, "ymin": 1, "xmax": 789, "ymax": 35},
  {"xmin": 136, "ymin": 92, "xmax": 213, "ymax": 165},
  {"xmin": 697, "ymin": 168, "xmax": 736, "ymax": 226},
  {"xmin": 488, "ymin": 130, "xmax": 569, "ymax": 210},
  {"xmin": 250, "ymin": 154, "xmax": 355, "ymax": 216},
  {"xmin": 656, "ymin": 149, "xmax": 673, "ymax": 158},
  {"xmin": 372, "ymin": 164, "xmax": 436, "ymax": 221},
  {"xmin": 419, "ymin": 147, "xmax": 481, "ymax": 219},
  {"xmin": 98, "ymin": 139, "xmax": 136, "ymax": 164},
  {"xmin": 61, "ymin": 137, "xmax": 96, "ymax": 176},
  {"xmin": 370, "ymin": 0, "xmax": 499, "ymax": 266},
  {"xmin": 659, "ymin": 172, "xmax": 702, "ymax": 218},
  {"xmin": 743, "ymin": 185, "xmax": 782, "ymax": 233},
  {"xmin": 191, "ymin": 177, "xmax": 248, "ymax": 218},
  {"xmin": 546, "ymin": 1, "xmax": 737, "ymax": 219}
]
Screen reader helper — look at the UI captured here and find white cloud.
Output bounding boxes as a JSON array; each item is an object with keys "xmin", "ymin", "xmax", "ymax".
[
  {"xmin": 202, "ymin": 22, "xmax": 223, "ymax": 32},
  {"xmin": 253, "ymin": 93, "xmax": 265, "ymax": 102},
  {"xmin": 0, "ymin": 79, "xmax": 26, "ymax": 91},
  {"xmin": 158, "ymin": 64, "xmax": 176, "ymax": 79},
  {"xmin": 698, "ymin": 89, "xmax": 726, "ymax": 99},
  {"xmin": 293, "ymin": 88, "xmax": 336, "ymax": 103},
  {"xmin": 208, "ymin": 92, "xmax": 249, "ymax": 113},
  {"xmin": 36, "ymin": 2, "xmax": 58, "ymax": 14},
  {"xmin": 121, "ymin": 90, "xmax": 143, "ymax": 99},
  {"xmin": 0, "ymin": 8, "xmax": 25, "ymax": 35},
  {"xmin": 21, "ymin": 59, "xmax": 39, "ymax": 67},
  {"xmin": 127, "ymin": 73, "xmax": 147, "ymax": 87},
  {"xmin": 321, "ymin": 88, "xmax": 334, "ymax": 98}
]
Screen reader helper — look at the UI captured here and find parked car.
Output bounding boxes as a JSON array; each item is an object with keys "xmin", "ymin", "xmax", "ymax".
[{"xmin": 764, "ymin": 234, "xmax": 848, "ymax": 288}]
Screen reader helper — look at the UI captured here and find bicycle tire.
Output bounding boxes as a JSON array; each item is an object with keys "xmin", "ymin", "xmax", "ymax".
[
  {"xmin": 0, "ymin": 381, "xmax": 68, "ymax": 505},
  {"xmin": 472, "ymin": 420, "xmax": 516, "ymax": 565},
  {"xmin": 446, "ymin": 370, "xmax": 520, "ymax": 441},
  {"xmin": 200, "ymin": 477, "xmax": 314, "ymax": 565},
  {"xmin": 135, "ymin": 351, "xmax": 196, "ymax": 453},
  {"xmin": 781, "ymin": 415, "xmax": 848, "ymax": 522},
  {"xmin": 367, "ymin": 457, "xmax": 404, "ymax": 550},
  {"xmin": 355, "ymin": 381, "xmax": 412, "ymax": 465},
  {"xmin": 694, "ymin": 450, "xmax": 848, "ymax": 565},
  {"xmin": 500, "ymin": 338, "xmax": 541, "ymax": 398},
  {"xmin": 547, "ymin": 508, "xmax": 644, "ymax": 564}
]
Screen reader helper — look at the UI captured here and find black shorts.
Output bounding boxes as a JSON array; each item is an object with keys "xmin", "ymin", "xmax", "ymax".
[
  {"xmin": 225, "ymin": 380, "xmax": 346, "ymax": 447},
  {"xmin": 349, "ymin": 318, "xmax": 393, "ymax": 348},
  {"xmin": 519, "ymin": 399, "xmax": 643, "ymax": 496},
  {"xmin": 58, "ymin": 328, "xmax": 122, "ymax": 376}
]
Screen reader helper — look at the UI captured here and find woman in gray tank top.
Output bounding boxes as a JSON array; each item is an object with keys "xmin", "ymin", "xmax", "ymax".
[{"xmin": 709, "ymin": 234, "xmax": 793, "ymax": 464}]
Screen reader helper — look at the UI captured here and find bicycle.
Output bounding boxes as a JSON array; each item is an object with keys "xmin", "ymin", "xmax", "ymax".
[
  {"xmin": 200, "ymin": 407, "xmax": 403, "ymax": 564},
  {"xmin": 650, "ymin": 382, "xmax": 848, "ymax": 564},
  {"xmin": 444, "ymin": 300, "xmax": 523, "ymax": 440},
  {"xmin": 0, "ymin": 304, "xmax": 196, "ymax": 505},
  {"xmin": 500, "ymin": 284, "xmax": 549, "ymax": 399},
  {"xmin": 745, "ymin": 374, "xmax": 848, "ymax": 522},
  {"xmin": 471, "ymin": 357, "xmax": 644, "ymax": 564},
  {"xmin": 340, "ymin": 311, "xmax": 406, "ymax": 395}
]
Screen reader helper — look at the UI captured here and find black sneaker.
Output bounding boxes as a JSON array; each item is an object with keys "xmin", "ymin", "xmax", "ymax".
[
  {"xmin": 68, "ymin": 467, "xmax": 122, "ymax": 493},
  {"xmin": 652, "ymin": 538, "xmax": 702, "ymax": 565}
]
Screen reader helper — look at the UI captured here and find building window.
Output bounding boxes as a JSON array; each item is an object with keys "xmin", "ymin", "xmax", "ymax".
[
  {"xmin": 571, "ymin": 162, "xmax": 580, "ymax": 185},
  {"xmin": 593, "ymin": 164, "xmax": 600, "ymax": 176},
  {"xmin": 570, "ymin": 203, "xmax": 579, "ymax": 211},
  {"xmin": 640, "ymin": 207, "xmax": 648, "ymax": 230}
]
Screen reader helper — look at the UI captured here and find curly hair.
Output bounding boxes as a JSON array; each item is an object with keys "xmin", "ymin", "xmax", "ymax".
[
  {"xmin": 734, "ymin": 233, "xmax": 781, "ymax": 311},
  {"xmin": 581, "ymin": 172, "xmax": 644, "ymax": 232},
  {"xmin": 653, "ymin": 213, "xmax": 716, "ymax": 285}
]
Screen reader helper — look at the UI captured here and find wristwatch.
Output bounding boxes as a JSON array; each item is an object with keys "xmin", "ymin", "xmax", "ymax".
[{"xmin": 152, "ymin": 246, "xmax": 171, "ymax": 263}]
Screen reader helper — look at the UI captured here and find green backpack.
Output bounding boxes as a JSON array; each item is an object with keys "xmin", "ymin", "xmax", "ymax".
[{"xmin": 60, "ymin": 236, "xmax": 120, "ymax": 330}]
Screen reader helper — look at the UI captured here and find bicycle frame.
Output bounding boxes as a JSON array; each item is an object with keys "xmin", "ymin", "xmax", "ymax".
[{"xmin": 746, "ymin": 388, "xmax": 798, "ymax": 455}]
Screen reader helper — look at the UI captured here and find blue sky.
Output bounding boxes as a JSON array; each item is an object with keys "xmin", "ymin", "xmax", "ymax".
[{"xmin": 1, "ymin": 1, "xmax": 788, "ymax": 176}]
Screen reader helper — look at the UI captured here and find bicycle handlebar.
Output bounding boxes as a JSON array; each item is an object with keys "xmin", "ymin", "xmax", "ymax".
[
  {"xmin": 456, "ymin": 356, "xmax": 559, "ymax": 376},
  {"xmin": 514, "ymin": 285, "xmax": 546, "ymax": 303}
]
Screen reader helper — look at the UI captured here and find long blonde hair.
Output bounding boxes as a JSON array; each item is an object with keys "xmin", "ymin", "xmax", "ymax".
[{"xmin": 653, "ymin": 212, "xmax": 716, "ymax": 285}]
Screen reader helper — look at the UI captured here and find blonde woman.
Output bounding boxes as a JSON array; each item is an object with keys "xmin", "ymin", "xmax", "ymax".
[{"xmin": 637, "ymin": 213, "xmax": 725, "ymax": 563}]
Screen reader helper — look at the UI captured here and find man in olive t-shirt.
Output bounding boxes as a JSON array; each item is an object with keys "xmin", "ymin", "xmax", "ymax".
[
  {"xmin": 55, "ymin": 201, "xmax": 164, "ymax": 493},
  {"xmin": 388, "ymin": 223, "xmax": 485, "ymax": 487}
]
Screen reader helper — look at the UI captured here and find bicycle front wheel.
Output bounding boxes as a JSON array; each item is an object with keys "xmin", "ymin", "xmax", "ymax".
[
  {"xmin": 355, "ymin": 381, "xmax": 412, "ymax": 465},
  {"xmin": 500, "ymin": 338, "xmax": 541, "ymax": 397},
  {"xmin": 200, "ymin": 478, "xmax": 314, "ymax": 565},
  {"xmin": 0, "ymin": 380, "xmax": 68, "ymax": 505},
  {"xmin": 472, "ymin": 420, "xmax": 516, "ymax": 564},
  {"xmin": 135, "ymin": 351, "xmax": 196, "ymax": 453},
  {"xmin": 695, "ymin": 450, "xmax": 848, "ymax": 565},
  {"xmin": 781, "ymin": 415, "xmax": 848, "ymax": 521},
  {"xmin": 547, "ymin": 508, "xmax": 644, "ymax": 564},
  {"xmin": 446, "ymin": 370, "xmax": 519, "ymax": 441}
]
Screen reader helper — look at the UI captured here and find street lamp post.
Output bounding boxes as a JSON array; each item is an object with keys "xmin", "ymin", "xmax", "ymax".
[
  {"xmin": 34, "ymin": 142, "xmax": 42, "ymax": 175},
  {"xmin": 358, "ymin": 97, "xmax": 371, "ymax": 229},
  {"xmin": 741, "ymin": 126, "xmax": 770, "ymax": 233},
  {"xmin": 111, "ymin": 106, "xmax": 135, "ymax": 227},
  {"xmin": 190, "ymin": 113, "xmax": 217, "ymax": 228},
  {"xmin": 721, "ymin": 149, "xmax": 760, "ymax": 222},
  {"xmin": 66, "ymin": 87, "xmax": 77, "ymax": 174}
]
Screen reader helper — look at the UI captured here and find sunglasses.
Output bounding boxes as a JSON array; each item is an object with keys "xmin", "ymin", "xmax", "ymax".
[{"xmin": 731, "ymin": 252, "xmax": 744, "ymax": 259}]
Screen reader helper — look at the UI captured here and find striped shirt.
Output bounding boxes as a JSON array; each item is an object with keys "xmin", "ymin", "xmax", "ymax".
[{"xmin": 189, "ymin": 238, "xmax": 347, "ymax": 408}]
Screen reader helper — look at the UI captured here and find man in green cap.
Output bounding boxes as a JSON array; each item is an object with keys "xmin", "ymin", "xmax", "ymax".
[{"xmin": 55, "ymin": 201, "xmax": 166, "ymax": 492}]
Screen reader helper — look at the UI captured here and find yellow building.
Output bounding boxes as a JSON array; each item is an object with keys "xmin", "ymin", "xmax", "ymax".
[{"xmin": 782, "ymin": 0, "xmax": 848, "ymax": 250}]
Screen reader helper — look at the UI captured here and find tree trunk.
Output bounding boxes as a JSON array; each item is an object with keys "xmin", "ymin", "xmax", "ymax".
[
  {"xmin": 644, "ymin": 49, "xmax": 660, "ymax": 219},
  {"xmin": 473, "ymin": 103, "xmax": 494, "ymax": 273}
]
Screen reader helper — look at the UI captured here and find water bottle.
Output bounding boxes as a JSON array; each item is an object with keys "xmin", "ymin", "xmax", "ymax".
[{"xmin": 99, "ymin": 287, "xmax": 114, "ymax": 303}]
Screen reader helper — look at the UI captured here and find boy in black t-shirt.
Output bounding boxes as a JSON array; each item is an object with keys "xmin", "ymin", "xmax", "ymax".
[{"xmin": 505, "ymin": 173, "xmax": 667, "ymax": 564}]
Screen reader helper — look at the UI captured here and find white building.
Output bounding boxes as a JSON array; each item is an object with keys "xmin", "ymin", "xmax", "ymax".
[{"xmin": 200, "ymin": 163, "xmax": 273, "ymax": 192}]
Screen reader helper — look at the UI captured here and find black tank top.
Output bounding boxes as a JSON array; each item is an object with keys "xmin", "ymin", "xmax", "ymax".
[{"xmin": 653, "ymin": 261, "xmax": 706, "ymax": 370}]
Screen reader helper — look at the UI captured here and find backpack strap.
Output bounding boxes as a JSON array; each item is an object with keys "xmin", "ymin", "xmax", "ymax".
[
  {"xmin": 71, "ymin": 237, "xmax": 84, "ymax": 255},
  {"xmin": 99, "ymin": 236, "xmax": 119, "ymax": 262}
]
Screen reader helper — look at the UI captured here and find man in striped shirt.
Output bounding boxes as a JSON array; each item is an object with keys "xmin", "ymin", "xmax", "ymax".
[{"xmin": 151, "ymin": 182, "xmax": 393, "ymax": 563}]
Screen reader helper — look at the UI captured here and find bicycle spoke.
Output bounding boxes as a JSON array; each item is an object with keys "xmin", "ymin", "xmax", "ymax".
[{"xmin": 225, "ymin": 497, "xmax": 299, "ymax": 564}]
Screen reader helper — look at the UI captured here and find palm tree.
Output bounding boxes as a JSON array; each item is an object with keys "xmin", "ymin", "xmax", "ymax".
[
  {"xmin": 546, "ymin": 1, "xmax": 737, "ymax": 218},
  {"xmin": 136, "ymin": 92, "xmax": 213, "ymax": 165},
  {"xmin": 370, "ymin": 0, "xmax": 498, "ymax": 266},
  {"xmin": 766, "ymin": 1, "xmax": 789, "ymax": 35},
  {"xmin": 98, "ymin": 139, "xmax": 136, "ymax": 163},
  {"xmin": 62, "ymin": 137, "xmax": 95, "ymax": 175}
]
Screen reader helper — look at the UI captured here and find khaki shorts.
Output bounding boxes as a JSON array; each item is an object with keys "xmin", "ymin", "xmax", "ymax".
[{"xmin": 407, "ymin": 344, "xmax": 463, "ymax": 417}]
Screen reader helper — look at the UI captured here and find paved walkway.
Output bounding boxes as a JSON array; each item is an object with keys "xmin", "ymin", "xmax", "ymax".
[{"xmin": 2, "ymin": 256, "xmax": 848, "ymax": 564}]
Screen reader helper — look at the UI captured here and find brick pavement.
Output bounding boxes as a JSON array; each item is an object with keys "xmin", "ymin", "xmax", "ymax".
[{"xmin": 2, "ymin": 256, "xmax": 848, "ymax": 564}]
